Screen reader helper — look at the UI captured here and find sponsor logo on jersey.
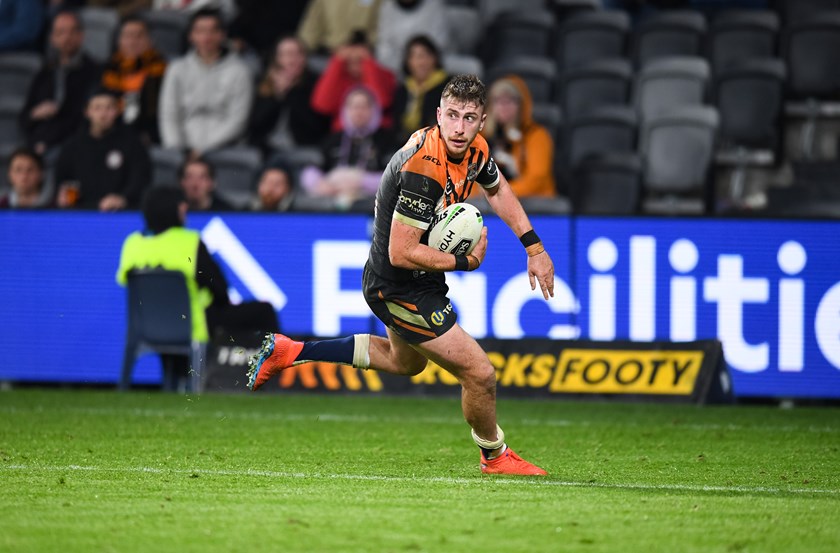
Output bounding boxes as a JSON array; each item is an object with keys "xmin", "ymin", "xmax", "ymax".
[
  {"xmin": 398, "ymin": 190, "xmax": 434, "ymax": 219},
  {"xmin": 430, "ymin": 303, "xmax": 454, "ymax": 326},
  {"xmin": 467, "ymin": 163, "xmax": 478, "ymax": 182},
  {"xmin": 422, "ymin": 154, "xmax": 441, "ymax": 166}
]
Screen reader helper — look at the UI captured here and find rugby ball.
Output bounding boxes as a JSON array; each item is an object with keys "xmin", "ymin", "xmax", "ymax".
[{"xmin": 428, "ymin": 203, "xmax": 483, "ymax": 256}]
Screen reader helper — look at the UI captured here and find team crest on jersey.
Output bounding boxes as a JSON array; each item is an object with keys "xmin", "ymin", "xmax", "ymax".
[{"xmin": 467, "ymin": 163, "xmax": 478, "ymax": 182}]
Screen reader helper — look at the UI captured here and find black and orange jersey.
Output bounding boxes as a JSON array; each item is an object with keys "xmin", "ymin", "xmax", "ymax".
[{"xmin": 367, "ymin": 125, "xmax": 500, "ymax": 282}]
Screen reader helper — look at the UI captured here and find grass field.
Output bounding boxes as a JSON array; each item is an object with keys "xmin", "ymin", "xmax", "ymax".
[{"xmin": 1, "ymin": 389, "xmax": 838, "ymax": 553}]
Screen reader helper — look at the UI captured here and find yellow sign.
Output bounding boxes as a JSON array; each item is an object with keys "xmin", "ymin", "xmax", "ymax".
[{"xmin": 413, "ymin": 349, "xmax": 705, "ymax": 395}]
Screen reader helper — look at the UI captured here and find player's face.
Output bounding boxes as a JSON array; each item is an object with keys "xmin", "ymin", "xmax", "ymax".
[{"xmin": 436, "ymin": 98, "xmax": 486, "ymax": 158}]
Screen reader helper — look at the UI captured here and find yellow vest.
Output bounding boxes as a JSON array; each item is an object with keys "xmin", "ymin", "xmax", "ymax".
[{"xmin": 116, "ymin": 227, "xmax": 212, "ymax": 342}]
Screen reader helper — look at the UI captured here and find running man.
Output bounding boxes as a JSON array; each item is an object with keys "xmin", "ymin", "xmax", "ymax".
[{"xmin": 248, "ymin": 75, "xmax": 555, "ymax": 476}]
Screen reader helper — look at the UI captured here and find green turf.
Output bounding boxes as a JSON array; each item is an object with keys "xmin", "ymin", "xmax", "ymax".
[{"xmin": 1, "ymin": 389, "xmax": 838, "ymax": 553}]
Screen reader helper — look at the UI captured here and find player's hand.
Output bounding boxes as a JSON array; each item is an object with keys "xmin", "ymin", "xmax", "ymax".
[
  {"xmin": 468, "ymin": 226, "xmax": 488, "ymax": 269},
  {"xmin": 528, "ymin": 249, "xmax": 554, "ymax": 300}
]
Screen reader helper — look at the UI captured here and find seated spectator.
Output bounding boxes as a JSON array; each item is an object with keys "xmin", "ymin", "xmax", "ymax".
[
  {"xmin": 0, "ymin": 148, "xmax": 51, "ymax": 208},
  {"xmin": 20, "ymin": 10, "xmax": 102, "ymax": 155},
  {"xmin": 0, "ymin": 0, "xmax": 45, "ymax": 52},
  {"xmin": 159, "ymin": 8, "xmax": 253, "ymax": 156},
  {"xmin": 252, "ymin": 162, "xmax": 295, "ymax": 212},
  {"xmin": 311, "ymin": 31, "xmax": 396, "ymax": 132},
  {"xmin": 248, "ymin": 36, "xmax": 330, "ymax": 153},
  {"xmin": 102, "ymin": 15, "xmax": 167, "ymax": 144},
  {"xmin": 297, "ymin": 0, "xmax": 383, "ymax": 55},
  {"xmin": 392, "ymin": 35, "xmax": 449, "ymax": 146},
  {"xmin": 116, "ymin": 187, "xmax": 279, "ymax": 387},
  {"xmin": 302, "ymin": 87, "xmax": 393, "ymax": 205},
  {"xmin": 179, "ymin": 157, "xmax": 234, "ymax": 211},
  {"xmin": 55, "ymin": 89, "xmax": 151, "ymax": 211},
  {"xmin": 481, "ymin": 76, "xmax": 556, "ymax": 198},
  {"xmin": 376, "ymin": 0, "xmax": 448, "ymax": 76}
]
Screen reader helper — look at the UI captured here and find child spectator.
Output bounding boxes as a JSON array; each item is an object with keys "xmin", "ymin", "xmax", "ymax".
[
  {"xmin": 0, "ymin": 148, "xmax": 51, "ymax": 208},
  {"xmin": 55, "ymin": 89, "xmax": 151, "ymax": 211},
  {"xmin": 302, "ymin": 87, "xmax": 393, "ymax": 205},
  {"xmin": 102, "ymin": 15, "xmax": 167, "ymax": 144}
]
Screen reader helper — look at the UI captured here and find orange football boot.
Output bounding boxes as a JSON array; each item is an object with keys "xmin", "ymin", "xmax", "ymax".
[
  {"xmin": 480, "ymin": 448, "xmax": 547, "ymax": 476},
  {"xmin": 247, "ymin": 333, "xmax": 305, "ymax": 391}
]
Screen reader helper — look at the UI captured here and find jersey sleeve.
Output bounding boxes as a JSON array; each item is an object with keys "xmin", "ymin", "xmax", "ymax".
[
  {"xmin": 476, "ymin": 156, "xmax": 501, "ymax": 189},
  {"xmin": 393, "ymin": 171, "xmax": 441, "ymax": 231}
]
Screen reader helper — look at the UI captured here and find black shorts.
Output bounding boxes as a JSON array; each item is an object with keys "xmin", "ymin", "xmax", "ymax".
[{"xmin": 363, "ymin": 263, "xmax": 457, "ymax": 344}]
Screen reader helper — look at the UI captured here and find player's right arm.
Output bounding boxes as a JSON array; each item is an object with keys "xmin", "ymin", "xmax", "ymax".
[
  {"xmin": 388, "ymin": 219, "xmax": 486, "ymax": 272},
  {"xmin": 387, "ymin": 168, "xmax": 486, "ymax": 272}
]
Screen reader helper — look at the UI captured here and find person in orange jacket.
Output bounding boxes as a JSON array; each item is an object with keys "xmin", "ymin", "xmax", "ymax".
[{"xmin": 481, "ymin": 75, "xmax": 556, "ymax": 198}]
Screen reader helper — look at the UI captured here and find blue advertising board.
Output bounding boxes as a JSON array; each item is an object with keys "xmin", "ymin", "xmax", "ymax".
[{"xmin": 0, "ymin": 211, "xmax": 838, "ymax": 398}]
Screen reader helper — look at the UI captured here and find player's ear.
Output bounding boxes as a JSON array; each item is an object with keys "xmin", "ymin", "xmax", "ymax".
[
  {"xmin": 479, "ymin": 113, "xmax": 487, "ymax": 131},
  {"xmin": 436, "ymin": 106, "xmax": 441, "ymax": 125}
]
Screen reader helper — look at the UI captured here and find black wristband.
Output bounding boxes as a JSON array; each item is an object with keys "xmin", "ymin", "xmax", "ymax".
[
  {"xmin": 519, "ymin": 229, "xmax": 540, "ymax": 248},
  {"xmin": 454, "ymin": 255, "xmax": 469, "ymax": 271}
]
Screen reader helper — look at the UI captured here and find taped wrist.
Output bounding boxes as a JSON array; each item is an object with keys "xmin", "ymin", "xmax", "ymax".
[
  {"xmin": 519, "ymin": 229, "xmax": 540, "ymax": 248},
  {"xmin": 352, "ymin": 334, "xmax": 371, "ymax": 369},
  {"xmin": 471, "ymin": 424, "xmax": 505, "ymax": 451}
]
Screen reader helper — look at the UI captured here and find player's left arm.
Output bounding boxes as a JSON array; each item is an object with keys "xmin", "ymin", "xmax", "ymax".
[{"xmin": 484, "ymin": 172, "xmax": 555, "ymax": 299}]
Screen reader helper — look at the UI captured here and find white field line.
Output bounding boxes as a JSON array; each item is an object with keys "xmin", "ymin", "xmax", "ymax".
[
  {"xmin": 0, "ymin": 405, "xmax": 837, "ymax": 434},
  {"xmin": 2, "ymin": 464, "xmax": 838, "ymax": 496}
]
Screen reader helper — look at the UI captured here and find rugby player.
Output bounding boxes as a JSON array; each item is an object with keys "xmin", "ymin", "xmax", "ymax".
[{"xmin": 248, "ymin": 75, "xmax": 554, "ymax": 476}]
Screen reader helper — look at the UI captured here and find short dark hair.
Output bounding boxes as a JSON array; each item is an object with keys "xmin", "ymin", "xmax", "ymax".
[
  {"xmin": 189, "ymin": 7, "xmax": 225, "ymax": 34},
  {"xmin": 401, "ymin": 35, "xmax": 442, "ymax": 77},
  {"xmin": 441, "ymin": 74, "xmax": 486, "ymax": 107},
  {"xmin": 9, "ymin": 147, "xmax": 43, "ymax": 171},
  {"xmin": 119, "ymin": 14, "xmax": 148, "ymax": 32},
  {"xmin": 178, "ymin": 157, "xmax": 215, "ymax": 181},
  {"xmin": 52, "ymin": 9, "xmax": 83, "ymax": 31},
  {"xmin": 142, "ymin": 187, "xmax": 185, "ymax": 234}
]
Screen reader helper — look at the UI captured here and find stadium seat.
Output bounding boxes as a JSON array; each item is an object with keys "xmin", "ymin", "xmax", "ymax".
[
  {"xmin": 478, "ymin": 0, "xmax": 546, "ymax": 27},
  {"xmin": 446, "ymin": 5, "xmax": 481, "ymax": 54},
  {"xmin": 641, "ymin": 105, "xmax": 719, "ymax": 215},
  {"xmin": 564, "ymin": 105, "xmax": 637, "ymax": 174},
  {"xmin": 0, "ymin": 98, "xmax": 24, "ymax": 149},
  {"xmin": 783, "ymin": 11, "xmax": 840, "ymax": 158},
  {"xmin": 482, "ymin": 9, "xmax": 555, "ymax": 66},
  {"xmin": 121, "ymin": 269, "xmax": 205, "ymax": 393},
  {"xmin": 708, "ymin": 10, "xmax": 779, "ymax": 73},
  {"xmin": 203, "ymin": 146, "xmax": 263, "ymax": 209},
  {"xmin": 0, "ymin": 52, "xmax": 42, "ymax": 102},
  {"xmin": 531, "ymin": 102, "xmax": 563, "ymax": 142},
  {"xmin": 79, "ymin": 7, "xmax": 120, "ymax": 63},
  {"xmin": 0, "ymin": 144, "xmax": 14, "ymax": 194},
  {"xmin": 714, "ymin": 59, "xmax": 785, "ymax": 202},
  {"xmin": 554, "ymin": 11, "xmax": 630, "ymax": 73},
  {"xmin": 149, "ymin": 146, "xmax": 185, "ymax": 188},
  {"xmin": 571, "ymin": 152, "xmax": 642, "ymax": 215},
  {"xmin": 443, "ymin": 53, "xmax": 484, "ymax": 79},
  {"xmin": 141, "ymin": 10, "xmax": 189, "ymax": 60},
  {"xmin": 778, "ymin": 0, "xmax": 840, "ymax": 23},
  {"xmin": 488, "ymin": 56, "xmax": 556, "ymax": 103},
  {"xmin": 633, "ymin": 10, "xmax": 707, "ymax": 67},
  {"xmin": 559, "ymin": 58, "xmax": 632, "ymax": 118},
  {"xmin": 634, "ymin": 56, "xmax": 709, "ymax": 122}
]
